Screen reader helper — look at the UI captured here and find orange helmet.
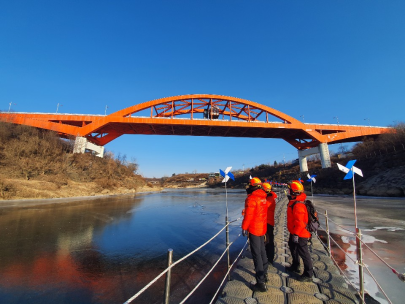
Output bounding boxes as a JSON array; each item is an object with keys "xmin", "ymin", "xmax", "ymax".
[
  {"xmin": 289, "ymin": 180, "xmax": 304, "ymax": 194},
  {"xmin": 262, "ymin": 182, "xmax": 272, "ymax": 193},
  {"xmin": 249, "ymin": 177, "xmax": 262, "ymax": 187}
]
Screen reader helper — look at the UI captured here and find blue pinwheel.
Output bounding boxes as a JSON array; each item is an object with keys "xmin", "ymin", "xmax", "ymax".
[
  {"xmin": 306, "ymin": 173, "xmax": 317, "ymax": 200},
  {"xmin": 337, "ymin": 160, "xmax": 363, "ymax": 229}
]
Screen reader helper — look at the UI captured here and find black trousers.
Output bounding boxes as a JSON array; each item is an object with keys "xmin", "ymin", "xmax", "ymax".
[
  {"xmin": 288, "ymin": 234, "xmax": 314, "ymax": 277},
  {"xmin": 249, "ymin": 233, "xmax": 269, "ymax": 284},
  {"xmin": 265, "ymin": 224, "xmax": 274, "ymax": 264}
]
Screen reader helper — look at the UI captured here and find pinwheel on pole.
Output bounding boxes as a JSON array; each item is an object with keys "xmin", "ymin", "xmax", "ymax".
[
  {"xmin": 219, "ymin": 166, "xmax": 234, "ymax": 281},
  {"xmin": 337, "ymin": 159, "xmax": 364, "ymax": 302},
  {"xmin": 306, "ymin": 173, "xmax": 317, "ymax": 201},
  {"xmin": 337, "ymin": 160, "xmax": 363, "ymax": 229}
]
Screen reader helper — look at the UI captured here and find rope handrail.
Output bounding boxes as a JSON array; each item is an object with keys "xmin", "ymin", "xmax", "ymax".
[
  {"xmin": 209, "ymin": 239, "xmax": 249, "ymax": 304},
  {"xmin": 319, "ymin": 210, "xmax": 405, "ymax": 282},
  {"xmin": 315, "ymin": 233, "xmax": 365, "ymax": 303},
  {"xmin": 179, "ymin": 233, "xmax": 243, "ymax": 304},
  {"xmin": 355, "ymin": 232, "xmax": 405, "ymax": 282},
  {"xmin": 318, "ymin": 210, "xmax": 405, "ymax": 303},
  {"xmin": 318, "ymin": 224, "xmax": 357, "ymax": 264},
  {"xmin": 363, "ymin": 264, "xmax": 393, "ymax": 304},
  {"xmin": 317, "ymin": 211, "xmax": 355, "ymax": 234},
  {"xmin": 124, "ymin": 217, "xmax": 243, "ymax": 303}
]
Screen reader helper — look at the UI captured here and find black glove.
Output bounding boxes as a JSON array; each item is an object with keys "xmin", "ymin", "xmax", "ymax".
[
  {"xmin": 293, "ymin": 235, "xmax": 299, "ymax": 243},
  {"xmin": 242, "ymin": 230, "xmax": 248, "ymax": 237}
]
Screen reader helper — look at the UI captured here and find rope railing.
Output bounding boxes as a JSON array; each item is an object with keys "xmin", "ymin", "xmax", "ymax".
[
  {"xmin": 318, "ymin": 223, "xmax": 396, "ymax": 304},
  {"xmin": 124, "ymin": 194, "xmax": 401, "ymax": 304},
  {"xmin": 318, "ymin": 209, "xmax": 405, "ymax": 304},
  {"xmin": 363, "ymin": 265, "xmax": 393, "ymax": 304},
  {"xmin": 317, "ymin": 209, "xmax": 355, "ymax": 234},
  {"xmin": 124, "ymin": 216, "xmax": 244, "ymax": 304},
  {"xmin": 208, "ymin": 239, "xmax": 249, "ymax": 304},
  {"xmin": 179, "ymin": 233, "xmax": 245, "ymax": 304},
  {"xmin": 314, "ymin": 231, "xmax": 366, "ymax": 303},
  {"xmin": 319, "ymin": 210, "xmax": 405, "ymax": 283},
  {"xmin": 355, "ymin": 232, "xmax": 405, "ymax": 283},
  {"xmin": 318, "ymin": 224, "xmax": 357, "ymax": 264}
]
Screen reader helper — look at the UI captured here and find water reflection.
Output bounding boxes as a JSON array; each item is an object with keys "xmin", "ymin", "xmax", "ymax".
[{"xmin": 0, "ymin": 190, "xmax": 247, "ymax": 304}]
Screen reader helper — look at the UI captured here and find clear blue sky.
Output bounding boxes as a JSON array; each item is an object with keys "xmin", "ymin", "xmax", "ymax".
[{"xmin": 1, "ymin": 1, "xmax": 404, "ymax": 177}]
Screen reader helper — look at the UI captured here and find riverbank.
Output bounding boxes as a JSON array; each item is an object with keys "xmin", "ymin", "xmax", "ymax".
[{"xmin": 0, "ymin": 176, "xmax": 162, "ymax": 203}]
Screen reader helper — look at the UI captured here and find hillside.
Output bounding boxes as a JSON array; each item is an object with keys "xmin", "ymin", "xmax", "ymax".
[
  {"xmin": 207, "ymin": 124, "xmax": 405, "ymax": 197},
  {"xmin": 0, "ymin": 122, "xmax": 155, "ymax": 200},
  {"xmin": 1, "ymin": 122, "xmax": 404, "ymax": 200}
]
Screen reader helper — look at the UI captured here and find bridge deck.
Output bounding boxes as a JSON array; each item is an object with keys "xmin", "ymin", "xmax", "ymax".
[{"xmin": 216, "ymin": 196, "xmax": 358, "ymax": 304}]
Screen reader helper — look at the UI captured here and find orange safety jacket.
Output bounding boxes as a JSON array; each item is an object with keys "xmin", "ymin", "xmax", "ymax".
[
  {"xmin": 242, "ymin": 188, "xmax": 269, "ymax": 236},
  {"xmin": 266, "ymin": 191, "xmax": 278, "ymax": 226},
  {"xmin": 287, "ymin": 193, "xmax": 311, "ymax": 238}
]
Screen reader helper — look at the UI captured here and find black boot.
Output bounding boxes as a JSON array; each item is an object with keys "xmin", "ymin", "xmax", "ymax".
[
  {"xmin": 298, "ymin": 275, "xmax": 313, "ymax": 282},
  {"xmin": 285, "ymin": 266, "xmax": 300, "ymax": 273},
  {"xmin": 251, "ymin": 282, "xmax": 267, "ymax": 292},
  {"xmin": 264, "ymin": 273, "xmax": 269, "ymax": 282}
]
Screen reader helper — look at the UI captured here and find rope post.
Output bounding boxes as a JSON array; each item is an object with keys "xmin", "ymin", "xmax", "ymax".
[
  {"xmin": 226, "ymin": 216, "xmax": 231, "ymax": 281},
  {"xmin": 356, "ymin": 228, "xmax": 365, "ymax": 304},
  {"xmin": 325, "ymin": 210, "xmax": 331, "ymax": 257},
  {"xmin": 164, "ymin": 248, "xmax": 173, "ymax": 304}
]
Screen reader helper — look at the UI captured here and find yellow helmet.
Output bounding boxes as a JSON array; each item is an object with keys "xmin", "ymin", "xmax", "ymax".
[
  {"xmin": 289, "ymin": 180, "xmax": 304, "ymax": 193},
  {"xmin": 262, "ymin": 182, "xmax": 272, "ymax": 193},
  {"xmin": 249, "ymin": 177, "xmax": 262, "ymax": 187}
]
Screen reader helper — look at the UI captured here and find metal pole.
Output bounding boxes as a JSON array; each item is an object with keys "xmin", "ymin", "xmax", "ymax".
[
  {"xmin": 325, "ymin": 210, "xmax": 331, "ymax": 257},
  {"xmin": 356, "ymin": 228, "xmax": 365, "ymax": 303},
  {"xmin": 164, "ymin": 248, "xmax": 173, "ymax": 304},
  {"xmin": 225, "ymin": 181, "xmax": 230, "ymax": 281},
  {"xmin": 311, "ymin": 181, "xmax": 314, "ymax": 202},
  {"xmin": 352, "ymin": 168, "xmax": 358, "ymax": 229}
]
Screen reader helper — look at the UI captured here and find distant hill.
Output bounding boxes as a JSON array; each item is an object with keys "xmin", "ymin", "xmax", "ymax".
[
  {"xmin": 207, "ymin": 124, "xmax": 405, "ymax": 197},
  {"xmin": 1, "ymin": 121, "xmax": 404, "ymax": 200},
  {"xmin": 0, "ymin": 122, "xmax": 147, "ymax": 200}
]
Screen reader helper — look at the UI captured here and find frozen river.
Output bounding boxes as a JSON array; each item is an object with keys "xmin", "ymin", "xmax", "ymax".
[{"xmin": 0, "ymin": 189, "xmax": 404, "ymax": 303}]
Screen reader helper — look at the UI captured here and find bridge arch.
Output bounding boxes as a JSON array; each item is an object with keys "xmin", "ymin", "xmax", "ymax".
[{"xmin": 0, "ymin": 94, "xmax": 391, "ymax": 171}]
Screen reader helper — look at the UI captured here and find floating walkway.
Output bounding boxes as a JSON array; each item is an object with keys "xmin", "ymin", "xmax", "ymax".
[{"xmin": 216, "ymin": 196, "xmax": 359, "ymax": 304}]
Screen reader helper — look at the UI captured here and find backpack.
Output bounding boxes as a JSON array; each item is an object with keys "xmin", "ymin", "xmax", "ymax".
[{"xmin": 291, "ymin": 200, "xmax": 320, "ymax": 233}]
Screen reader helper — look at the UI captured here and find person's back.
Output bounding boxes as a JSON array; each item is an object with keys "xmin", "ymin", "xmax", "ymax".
[
  {"xmin": 287, "ymin": 192, "xmax": 307, "ymax": 234},
  {"xmin": 241, "ymin": 177, "xmax": 269, "ymax": 292},
  {"xmin": 286, "ymin": 180, "xmax": 314, "ymax": 281},
  {"xmin": 242, "ymin": 188, "xmax": 268, "ymax": 236},
  {"xmin": 266, "ymin": 191, "xmax": 277, "ymax": 227},
  {"xmin": 262, "ymin": 183, "xmax": 277, "ymax": 265}
]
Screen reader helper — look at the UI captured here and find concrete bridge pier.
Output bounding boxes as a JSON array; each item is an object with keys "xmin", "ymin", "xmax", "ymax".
[
  {"xmin": 298, "ymin": 143, "xmax": 331, "ymax": 172},
  {"xmin": 73, "ymin": 136, "xmax": 104, "ymax": 157}
]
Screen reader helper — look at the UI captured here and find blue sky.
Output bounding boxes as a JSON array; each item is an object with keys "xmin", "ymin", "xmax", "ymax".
[{"xmin": 1, "ymin": 1, "xmax": 404, "ymax": 177}]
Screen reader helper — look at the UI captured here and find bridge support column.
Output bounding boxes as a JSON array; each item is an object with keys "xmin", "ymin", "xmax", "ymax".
[
  {"xmin": 73, "ymin": 136, "xmax": 104, "ymax": 158},
  {"xmin": 298, "ymin": 143, "xmax": 331, "ymax": 172},
  {"xmin": 319, "ymin": 142, "xmax": 331, "ymax": 169}
]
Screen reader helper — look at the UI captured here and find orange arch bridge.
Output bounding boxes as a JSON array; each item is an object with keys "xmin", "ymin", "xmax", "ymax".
[{"xmin": 0, "ymin": 94, "xmax": 390, "ymax": 172}]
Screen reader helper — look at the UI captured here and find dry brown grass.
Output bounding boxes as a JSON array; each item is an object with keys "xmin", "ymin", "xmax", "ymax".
[{"xmin": 0, "ymin": 122, "xmax": 146, "ymax": 200}]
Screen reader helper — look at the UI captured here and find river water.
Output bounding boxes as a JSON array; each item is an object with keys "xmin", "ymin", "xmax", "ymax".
[{"xmin": 0, "ymin": 189, "xmax": 404, "ymax": 304}]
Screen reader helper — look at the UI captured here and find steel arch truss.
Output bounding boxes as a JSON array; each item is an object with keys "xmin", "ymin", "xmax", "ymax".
[{"xmin": 0, "ymin": 94, "xmax": 391, "ymax": 150}]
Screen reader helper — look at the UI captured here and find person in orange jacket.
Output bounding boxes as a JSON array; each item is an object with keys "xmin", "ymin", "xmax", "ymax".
[
  {"xmin": 262, "ymin": 182, "xmax": 278, "ymax": 265},
  {"xmin": 286, "ymin": 180, "xmax": 314, "ymax": 282},
  {"xmin": 241, "ymin": 177, "xmax": 269, "ymax": 292}
]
